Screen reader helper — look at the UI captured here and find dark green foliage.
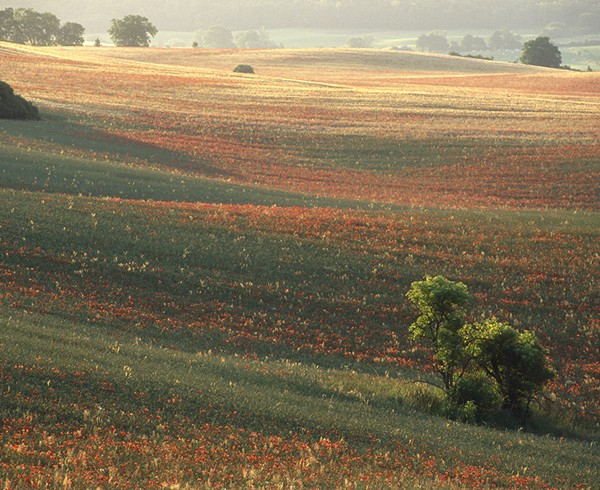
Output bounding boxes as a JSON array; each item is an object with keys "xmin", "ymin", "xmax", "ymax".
[
  {"xmin": 0, "ymin": 81, "xmax": 40, "ymax": 120},
  {"xmin": 0, "ymin": 8, "xmax": 59, "ymax": 46},
  {"xmin": 57, "ymin": 21, "xmax": 85, "ymax": 46},
  {"xmin": 464, "ymin": 318, "xmax": 555, "ymax": 415},
  {"xmin": 0, "ymin": 7, "xmax": 85, "ymax": 46},
  {"xmin": 407, "ymin": 276, "xmax": 554, "ymax": 423},
  {"xmin": 520, "ymin": 36, "xmax": 562, "ymax": 68},
  {"xmin": 0, "ymin": 7, "xmax": 15, "ymax": 41},
  {"xmin": 108, "ymin": 15, "xmax": 157, "ymax": 47},
  {"xmin": 233, "ymin": 64, "xmax": 255, "ymax": 74},
  {"xmin": 449, "ymin": 372, "xmax": 501, "ymax": 422}
]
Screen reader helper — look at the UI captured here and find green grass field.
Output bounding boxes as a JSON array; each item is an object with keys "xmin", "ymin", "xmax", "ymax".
[{"xmin": 1, "ymin": 43, "xmax": 599, "ymax": 488}]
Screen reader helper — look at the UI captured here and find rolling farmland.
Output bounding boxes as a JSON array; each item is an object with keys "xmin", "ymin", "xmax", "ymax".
[{"xmin": 1, "ymin": 43, "xmax": 599, "ymax": 488}]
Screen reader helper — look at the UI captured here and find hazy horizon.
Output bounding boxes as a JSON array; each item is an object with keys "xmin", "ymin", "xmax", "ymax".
[{"xmin": 1, "ymin": 0, "xmax": 598, "ymax": 36}]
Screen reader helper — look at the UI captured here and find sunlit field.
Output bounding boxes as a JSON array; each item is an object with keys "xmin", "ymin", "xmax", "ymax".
[{"xmin": 1, "ymin": 42, "xmax": 599, "ymax": 488}]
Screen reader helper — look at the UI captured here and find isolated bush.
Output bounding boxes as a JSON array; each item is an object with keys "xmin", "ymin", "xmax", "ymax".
[
  {"xmin": 233, "ymin": 64, "xmax": 255, "ymax": 74},
  {"xmin": 0, "ymin": 81, "xmax": 40, "ymax": 120},
  {"xmin": 464, "ymin": 318, "xmax": 554, "ymax": 415},
  {"xmin": 407, "ymin": 275, "xmax": 553, "ymax": 423}
]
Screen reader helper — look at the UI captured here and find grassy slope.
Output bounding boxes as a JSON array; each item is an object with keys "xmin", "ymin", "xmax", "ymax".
[{"xmin": 1, "ymin": 44, "xmax": 599, "ymax": 488}]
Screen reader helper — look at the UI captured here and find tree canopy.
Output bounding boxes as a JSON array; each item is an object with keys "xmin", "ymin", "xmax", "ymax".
[
  {"xmin": 520, "ymin": 36, "xmax": 562, "ymax": 68},
  {"xmin": 0, "ymin": 8, "xmax": 84, "ymax": 46},
  {"xmin": 407, "ymin": 276, "xmax": 553, "ymax": 421},
  {"xmin": 463, "ymin": 318, "xmax": 554, "ymax": 412},
  {"xmin": 108, "ymin": 15, "xmax": 157, "ymax": 47},
  {"xmin": 57, "ymin": 22, "xmax": 85, "ymax": 46},
  {"xmin": 406, "ymin": 275, "xmax": 470, "ymax": 391}
]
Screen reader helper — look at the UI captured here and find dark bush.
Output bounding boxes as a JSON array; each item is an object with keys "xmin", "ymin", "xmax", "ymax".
[
  {"xmin": 233, "ymin": 64, "xmax": 255, "ymax": 74},
  {"xmin": 450, "ymin": 373, "xmax": 502, "ymax": 422},
  {"xmin": 0, "ymin": 81, "xmax": 40, "ymax": 120}
]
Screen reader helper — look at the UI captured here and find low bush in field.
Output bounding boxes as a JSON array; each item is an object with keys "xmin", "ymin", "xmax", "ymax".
[
  {"xmin": 233, "ymin": 64, "xmax": 255, "ymax": 74},
  {"xmin": 0, "ymin": 81, "xmax": 39, "ymax": 120}
]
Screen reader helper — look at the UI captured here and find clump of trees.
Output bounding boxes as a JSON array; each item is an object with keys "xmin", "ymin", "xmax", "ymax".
[
  {"xmin": 0, "ymin": 8, "xmax": 84, "ymax": 46},
  {"xmin": 407, "ymin": 275, "xmax": 553, "ymax": 423},
  {"xmin": 108, "ymin": 15, "xmax": 157, "ymax": 47},
  {"xmin": 416, "ymin": 32, "xmax": 450, "ymax": 53},
  {"xmin": 0, "ymin": 80, "xmax": 40, "ymax": 120},
  {"xmin": 416, "ymin": 30, "xmax": 523, "ymax": 55},
  {"xmin": 193, "ymin": 26, "xmax": 278, "ymax": 49}
]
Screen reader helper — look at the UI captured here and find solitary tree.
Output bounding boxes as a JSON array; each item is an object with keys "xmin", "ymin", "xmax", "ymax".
[
  {"xmin": 57, "ymin": 21, "xmax": 85, "ymax": 46},
  {"xmin": 520, "ymin": 36, "xmax": 562, "ymax": 68},
  {"xmin": 108, "ymin": 15, "xmax": 157, "ymax": 47},
  {"xmin": 406, "ymin": 275, "xmax": 470, "ymax": 391}
]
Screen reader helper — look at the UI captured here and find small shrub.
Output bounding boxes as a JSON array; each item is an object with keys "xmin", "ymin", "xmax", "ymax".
[
  {"xmin": 0, "ymin": 81, "xmax": 40, "ymax": 120},
  {"xmin": 233, "ymin": 64, "xmax": 255, "ymax": 74}
]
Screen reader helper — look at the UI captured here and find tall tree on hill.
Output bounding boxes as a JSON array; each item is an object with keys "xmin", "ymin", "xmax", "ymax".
[
  {"xmin": 520, "ymin": 36, "xmax": 562, "ymax": 68},
  {"xmin": 108, "ymin": 15, "xmax": 157, "ymax": 47},
  {"xmin": 57, "ymin": 22, "xmax": 85, "ymax": 46},
  {"xmin": 4, "ymin": 8, "xmax": 61, "ymax": 46}
]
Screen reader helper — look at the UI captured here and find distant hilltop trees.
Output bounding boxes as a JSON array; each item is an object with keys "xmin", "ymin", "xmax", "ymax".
[
  {"xmin": 13, "ymin": 0, "xmax": 600, "ymax": 35},
  {"xmin": 108, "ymin": 15, "xmax": 157, "ymax": 47},
  {"xmin": 0, "ymin": 8, "xmax": 84, "ymax": 46}
]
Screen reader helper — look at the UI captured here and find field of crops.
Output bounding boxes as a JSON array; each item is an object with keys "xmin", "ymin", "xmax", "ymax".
[{"xmin": 1, "ymin": 42, "xmax": 599, "ymax": 488}]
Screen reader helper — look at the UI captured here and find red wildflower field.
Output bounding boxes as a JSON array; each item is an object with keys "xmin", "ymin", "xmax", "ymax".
[
  {"xmin": 2, "ymin": 44, "xmax": 599, "ymax": 210},
  {"xmin": 1, "ymin": 43, "xmax": 599, "ymax": 488}
]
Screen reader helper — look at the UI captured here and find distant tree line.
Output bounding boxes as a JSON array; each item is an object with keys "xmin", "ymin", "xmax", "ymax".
[
  {"xmin": 415, "ymin": 31, "xmax": 565, "ymax": 69},
  {"xmin": 416, "ymin": 30, "xmax": 525, "ymax": 54},
  {"xmin": 0, "ymin": 8, "xmax": 85, "ymax": 46},
  {"xmin": 14, "ymin": 0, "xmax": 600, "ymax": 34},
  {"xmin": 192, "ymin": 26, "xmax": 279, "ymax": 49}
]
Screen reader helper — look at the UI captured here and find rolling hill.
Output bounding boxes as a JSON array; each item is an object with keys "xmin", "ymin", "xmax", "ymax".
[{"xmin": 1, "ymin": 43, "xmax": 599, "ymax": 488}]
